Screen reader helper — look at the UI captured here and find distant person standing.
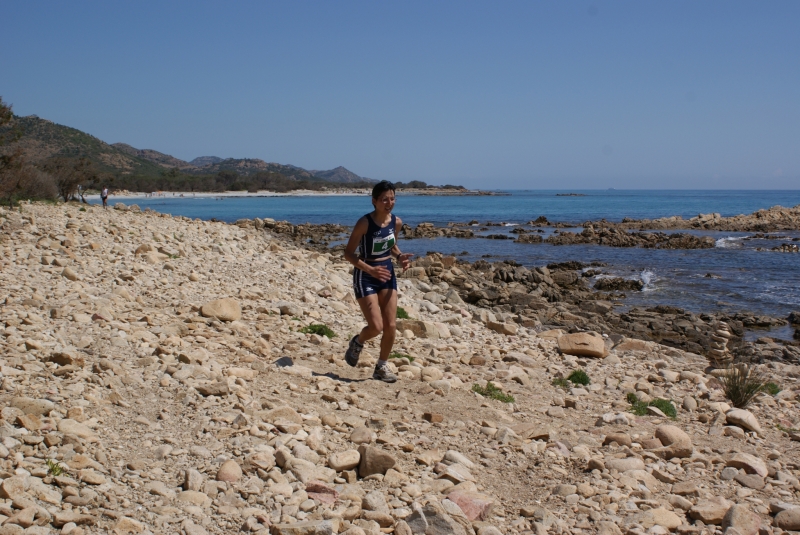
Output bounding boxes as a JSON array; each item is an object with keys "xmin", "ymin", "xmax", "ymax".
[
  {"xmin": 101, "ymin": 187, "xmax": 109, "ymax": 209},
  {"xmin": 343, "ymin": 181, "xmax": 413, "ymax": 382}
]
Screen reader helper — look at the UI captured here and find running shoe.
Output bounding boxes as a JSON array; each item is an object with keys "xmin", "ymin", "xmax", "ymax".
[
  {"xmin": 344, "ymin": 335, "xmax": 363, "ymax": 367},
  {"xmin": 373, "ymin": 361, "xmax": 397, "ymax": 383}
]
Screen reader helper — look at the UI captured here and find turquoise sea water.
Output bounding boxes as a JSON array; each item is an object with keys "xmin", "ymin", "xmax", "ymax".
[
  {"xmin": 110, "ymin": 190, "xmax": 800, "ymax": 325},
  {"xmin": 111, "ymin": 190, "xmax": 800, "ymax": 227}
]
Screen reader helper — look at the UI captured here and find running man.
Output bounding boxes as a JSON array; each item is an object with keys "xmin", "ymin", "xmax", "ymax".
[{"xmin": 343, "ymin": 181, "xmax": 413, "ymax": 382}]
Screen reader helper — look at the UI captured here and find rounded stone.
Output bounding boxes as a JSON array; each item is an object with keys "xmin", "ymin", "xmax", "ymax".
[
  {"xmin": 775, "ymin": 508, "xmax": 800, "ymax": 531},
  {"xmin": 350, "ymin": 426, "xmax": 374, "ymax": 445},
  {"xmin": 328, "ymin": 450, "xmax": 361, "ymax": 471},
  {"xmin": 605, "ymin": 457, "xmax": 645, "ymax": 472},
  {"xmin": 216, "ymin": 460, "xmax": 242, "ymax": 482}
]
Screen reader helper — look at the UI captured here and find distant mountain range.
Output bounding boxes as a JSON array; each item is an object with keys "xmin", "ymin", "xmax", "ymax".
[{"xmin": 3, "ymin": 114, "xmax": 375, "ymax": 184}]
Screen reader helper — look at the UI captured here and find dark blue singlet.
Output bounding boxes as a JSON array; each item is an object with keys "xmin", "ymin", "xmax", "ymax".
[{"xmin": 353, "ymin": 213, "xmax": 398, "ymax": 298}]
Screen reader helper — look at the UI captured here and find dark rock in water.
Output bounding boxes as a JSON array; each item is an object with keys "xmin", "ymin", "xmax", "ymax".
[
  {"xmin": 548, "ymin": 261, "xmax": 589, "ymax": 271},
  {"xmin": 651, "ymin": 305, "xmax": 686, "ymax": 316},
  {"xmin": 516, "ymin": 234, "xmax": 543, "ymax": 244},
  {"xmin": 705, "ymin": 273, "xmax": 722, "ymax": 279},
  {"xmin": 530, "ymin": 216, "xmax": 549, "ymax": 225},
  {"xmin": 788, "ymin": 311, "xmax": 800, "ymax": 325},
  {"xmin": 795, "ymin": 328, "xmax": 800, "ymax": 340},
  {"xmin": 483, "ymin": 234, "xmax": 513, "ymax": 240},
  {"xmin": 545, "ymin": 227, "xmax": 715, "ymax": 249},
  {"xmin": 594, "ymin": 277, "xmax": 644, "ymax": 292}
]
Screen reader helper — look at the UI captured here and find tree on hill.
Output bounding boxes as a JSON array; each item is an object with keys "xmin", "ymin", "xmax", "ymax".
[
  {"xmin": 43, "ymin": 156, "xmax": 96, "ymax": 202},
  {"xmin": 0, "ymin": 97, "xmax": 55, "ymax": 206}
]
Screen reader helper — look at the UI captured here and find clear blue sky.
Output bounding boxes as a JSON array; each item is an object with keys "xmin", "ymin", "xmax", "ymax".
[{"xmin": 2, "ymin": 1, "xmax": 798, "ymax": 189}]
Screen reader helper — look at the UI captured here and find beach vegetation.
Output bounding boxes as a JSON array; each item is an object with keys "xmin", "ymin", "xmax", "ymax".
[
  {"xmin": 396, "ymin": 306, "xmax": 411, "ymax": 319},
  {"xmin": 626, "ymin": 393, "xmax": 677, "ymax": 419},
  {"xmin": 551, "ymin": 377, "xmax": 570, "ymax": 389},
  {"xmin": 776, "ymin": 423, "xmax": 799, "ymax": 434},
  {"xmin": 0, "ymin": 97, "xmax": 59, "ymax": 206},
  {"xmin": 472, "ymin": 381, "xmax": 515, "ymax": 403},
  {"xmin": 566, "ymin": 369, "xmax": 590, "ymax": 386},
  {"xmin": 552, "ymin": 369, "xmax": 590, "ymax": 389},
  {"xmin": 42, "ymin": 156, "xmax": 96, "ymax": 202},
  {"xmin": 389, "ymin": 352, "xmax": 414, "ymax": 362},
  {"xmin": 763, "ymin": 382, "xmax": 781, "ymax": 395},
  {"xmin": 721, "ymin": 363, "xmax": 767, "ymax": 408},
  {"xmin": 299, "ymin": 324, "xmax": 336, "ymax": 338},
  {"xmin": 46, "ymin": 458, "xmax": 64, "ymax": 476}
]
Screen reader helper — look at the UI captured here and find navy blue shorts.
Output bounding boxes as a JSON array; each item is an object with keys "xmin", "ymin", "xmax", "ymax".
[{"xmin": 353, "ymin": 259, "xmax": 397, "ymax": 299}]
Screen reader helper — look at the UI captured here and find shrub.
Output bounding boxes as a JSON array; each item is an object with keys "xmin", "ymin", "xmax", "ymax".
[
  {"xmin": 389, "ymin": 352, "xmax": 414, "ymax": 362},
  {"xmin": 763, "ymin": 382, "xmax": 781, "ymax": 396},
  {"xmin": 396, "ymin": 306, "xmax": 411, "ymax": 320},
  {"xmin": 626, "ymin": 392, "xmax": 677, "ymax": 419},
  {"xmin": 552, "ymin": 377, "xmax": 570, "ymax": 389},
  {"xmin": 566, "ymin": 369, "xmax": 590, "ymax": 386},
  {"xmin": 721, "ymin": 364, "xmax": 767, "ymax": 409},
  {"xmin": 300, "ymin": 324, "xmax": 336, "ymax": 338},
  {"xmin": 472, "ymin": 381, "xmax": 515, "ymax": 403},
  {"xmin": 649, "ymin": 398, "xmax": 678, "ymax": 418}
]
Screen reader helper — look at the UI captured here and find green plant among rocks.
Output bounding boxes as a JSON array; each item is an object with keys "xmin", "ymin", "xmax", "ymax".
[
  {"xmin": 389, "ymin": 352, "xmax": 414, "ymax": 362},
  {"xmin": 46, "ymin": 458, "xmax": 64, "ymax": 476},
  {"xmin": 396, "ymin": 306, "xmax": 411, "ymax": 320},
  {"xmin": 552, "ymin": 377, "xmax": 570, "ymax": 389},
  {"xmin": 721, "ymin": 363, "xmax": 767, "ymax": 409},
  {"xmin": 763, "ymin": 382, "xmax": 781, "ymax": 396},
  {"xmin": 552, "ymin": 369, "xmax": 590, "ymax": 389},
  {"xmin": 472, "ymin": 381, "xmax": 515, "ymax": 403},
  {"xmin": 566, "ymin": 369, "xmax": 590, "ymax": 386},
  {"xmin": 299, "ymin": 324, "xmax": 336, "ymax": 338},
  {"xmin": 776, "ymin": 423, "xmax": 799, "ymax": 434},
  {"xmin": 626, "ymin": 392, "xmax": 677, "ymax": 419}
]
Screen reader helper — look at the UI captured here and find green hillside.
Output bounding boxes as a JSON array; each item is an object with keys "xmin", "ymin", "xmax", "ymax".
[
  {"xmin": 3, "ymin": 115, "xmax": 164, "ymax": 177},
  {"xmin": 0, "ymin": 113, "xmax": 384, "ymax": 194}
]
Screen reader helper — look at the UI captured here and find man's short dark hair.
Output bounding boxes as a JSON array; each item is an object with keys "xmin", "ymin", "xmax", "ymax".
[{"xmin": 372, "ymin": 180, "xmax": 395, "ymax": 199}]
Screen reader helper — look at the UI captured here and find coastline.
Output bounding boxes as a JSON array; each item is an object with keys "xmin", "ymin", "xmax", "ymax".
[
  {"xmin": 89, "ymin": 187, "xmax": 498, "ymax": 200},
  {"xmin": 0, "ymin": 201, "xmax": 799, "ymax": 534}
]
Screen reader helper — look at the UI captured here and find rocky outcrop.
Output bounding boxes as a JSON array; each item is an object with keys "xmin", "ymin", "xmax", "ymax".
[{"xmin": 546, "ymin": 227, "xmax": 715, "ymax": 249}]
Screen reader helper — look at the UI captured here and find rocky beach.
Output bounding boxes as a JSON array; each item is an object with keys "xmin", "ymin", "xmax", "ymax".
[{"xmin": 0, "ymin": 201, "xmax": 799, "ymax": 535}]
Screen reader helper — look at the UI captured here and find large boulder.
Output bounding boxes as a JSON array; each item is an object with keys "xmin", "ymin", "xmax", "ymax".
[
  {"xmin": 405, "ymin": 503, "xmax": 468, "ymax": 535},
  {"xmin": 200, "ymin": 298, "xmax": 242, "ymax": 322},
  {"xmin": 722, "ymin": 504, "xmax": 761, "ymax": 535},
  {"xmin": 447, "ymin": 490, "xmax": 494, "ymax": 521},
  {"xmin": 689, "ymin": 496, "xmax": 732, "ymax": 524},
  {"xmin": 357, "ymin": 445, "xmax": 396, "ymax": 478},
  {"xmin": 725, "ymin": 408, "xmax": 762, "ymax": 434},
  {"xmin": 487, "ymin": 321, "xmax": 518, "ymax": 336},
  {"xmin": 727, "ymin": 452, "xmax": 768, "ymax": 478},
  {"xmin": 558, "ymin": 332, "xmax": 606, "ymax": 358},
  {"xmin": 397, "ymin": 320, "xmax": 440, "ymax": 339},
  {"xmin": 775, "ymin": 508, "xmax": 800, "ymax": 531},
  {"xmin": 630, "ymin": 508, "xmax": 683, "ymax": 531},
  {"xmin": 605, "ymin": 457, "xmax": 645, "ymax": 472},
  {"xmin": 653, "ymin": 425, "xmax": 693, "ymax": 459}
]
